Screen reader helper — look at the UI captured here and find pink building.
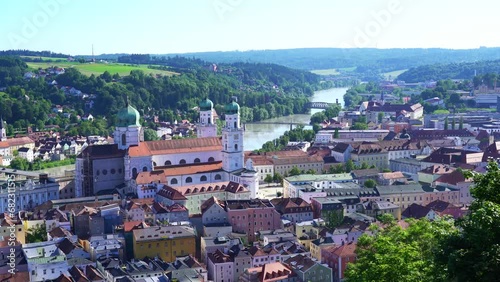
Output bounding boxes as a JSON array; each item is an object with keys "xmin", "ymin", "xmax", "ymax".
[
  {"xmin": 322, "ymin": 243, "xmax": 357, "ymax": 282},
  {"xmin": 226, "ymin": 199, "xmax": 282, "ymax": 242}
]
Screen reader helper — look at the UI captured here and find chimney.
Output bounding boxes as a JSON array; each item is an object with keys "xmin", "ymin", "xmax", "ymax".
[{"xmin": 39, "ymin": 173, "xmax": 48, "ymax": 184}]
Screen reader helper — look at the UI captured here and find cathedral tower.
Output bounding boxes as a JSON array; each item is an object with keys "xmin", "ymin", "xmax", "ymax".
[
  {"xmin": 197, "ymin": 98, "xmax": 217, "ymax": 138},
  {"xmin": 113, "ymin": 100, "xmax": 143, "ymax": 150},
  {"xmin": 222, "ymin": 99, "xmax": 244, "ymax": 172}
]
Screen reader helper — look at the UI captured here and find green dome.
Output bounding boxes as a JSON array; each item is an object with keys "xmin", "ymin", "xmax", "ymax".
[
  {"xmin": 199, "ymin": 98, "xmax": 214, "ymax": 111},
  {"xmin": 225, "ymin": 101, "xmax": 240, "ymax": 115},
  {"xmin": 117, "ymin": 105, "xmax": 141, "ymax": 127}
]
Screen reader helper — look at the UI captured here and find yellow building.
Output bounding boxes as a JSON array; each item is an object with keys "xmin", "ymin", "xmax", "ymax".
[
  {"xmin": 133, "ymin": 225, "xmax": 196, "ymax": 263},
  {"xmin": 350, "ymin": 142, "xmax": 389, "ymax": 170},
  {"xmin": 0, "ymin": 214, "xmax": 26, "ymax": 244}
]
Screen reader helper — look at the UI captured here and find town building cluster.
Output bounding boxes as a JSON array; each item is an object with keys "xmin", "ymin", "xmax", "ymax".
[{"xmin": 1, "ymin": 87, "xmax": 499, "ymax": 282}]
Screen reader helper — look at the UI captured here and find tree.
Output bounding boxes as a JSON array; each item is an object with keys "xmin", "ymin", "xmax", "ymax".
[
  {"xmin": 144, "ymin": 128, "xmax": 159, "ymax": 141},
  {"xmin": 325, "ymin": 210, "xmax": 344, "ymax": 229},
  {"xmin": 350, "ymin": 122, "xmax": 368, "ymax": 130},
  {"xmin": 26, "ymin": 224, "xmax": 47, "ymax": 243},
  {"xmin": 345, "ymin": 159, "xmax": 355, "ymax": 173},
  {"xmin": 458, "ymin": 116, "xmax": 463, "ymax": 130},
  {"xmin": 377, "ymin": 112, "xmax": 384, "ymax": 123},
  {"xmin": 306, "ymin": 169, "xmax": 316, "ymax": 175},
  {"xmin": 334, "ymin": 128, "xmax": 339, "ymax": 138},
  {"xmin": 289, "ymin": 166, "xmax": 301, "ymax": 176},
  {"xmin": 345, "ymin": 216, "xmax": 456, "ymax": 282},
  {"xmin": 264, "ymin": 174, "xmax": 273, "ymax": 184},
  {"xmin": 364, "ymin": 179, "xmax": 376, "ymax": 188},
  {"xmin": 9, "ymin": 157, "xmax": 29, "ymax": 170},
  {"xmin": 444, "ymin": 116, "xmax": 448, "ymax": 130},
  {"xmin": 273, "ymin": 172, "xmax": 283, "ymax": 184},
  {"xmin": 451, "ymin": 117, "xmax": 456, "ymax": 130},
  {"xmin": 436, "ymin": 161, "xmax": 500, "ymax": 281}
]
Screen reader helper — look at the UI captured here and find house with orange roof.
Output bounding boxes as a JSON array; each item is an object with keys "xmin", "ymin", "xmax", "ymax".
[
  {"xmin": 0, "ymin": 141, "xmax": 10, "ymax": 157},
  {"xmin": 245, "ymin": 150, "xmax": 324, "ymax": 182},
  {"xmin": 322, "ymin": 242, "xmax": 357, "ymax": 282}
]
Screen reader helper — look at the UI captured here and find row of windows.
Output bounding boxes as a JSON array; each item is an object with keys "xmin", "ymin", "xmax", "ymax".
[
  {"xmin": 170, "ymin": 174, "xmax": 222, "ymax": 185},
  {"xmin": 158, "ymin": 157, "xmax": 216, "ymax": 167},
  {"xmin": 96, "ymin": 168, "xmax": 123, "ymax": 176}
]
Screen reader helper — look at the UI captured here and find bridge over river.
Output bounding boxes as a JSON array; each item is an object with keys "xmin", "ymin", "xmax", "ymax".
[{"xmin": 307, "ymin": 101, "xmax": 338, "ymax": 109}]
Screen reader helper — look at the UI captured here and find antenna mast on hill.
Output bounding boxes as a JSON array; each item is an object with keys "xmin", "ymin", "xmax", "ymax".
[{"xmin": 92, "ymin": 44, "xmax": 95, "ymax": 62}]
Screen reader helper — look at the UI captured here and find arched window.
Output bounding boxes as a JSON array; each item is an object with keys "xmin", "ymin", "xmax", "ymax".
[
  {"xmin": 179, "ymin": 159, "xmax": 186, "ymax": 165},
  {"xmin": 170, "ymin": 178, "xmax": 178, "ymax": 185},
  {"xmin": 194, "ymin": 158, "xmax": 201, "ymax": 163},
  {"xmin": 234, "ymin": 121, "xmax": 237, "ymax": 128},
  {"xmin": 208, "ymin": 157, "xmax": 215, "ymax": 162},
  {"xmin": 153, "ymin": 162, "xmax": 157, "ymax": 167},
  {"xmin": 142, "ymin": 166, "xmax": 147, "ymax": 172},
  {"xmin": 121, "ymin": 134, "xmax": 126, "ymax": 146},
  {"xmin": 225, "ymin": 144, "xmax": 227, "ymax": 150},
  {"xmin": 235, "ymin": 144, "xmax": 238, "ymax": 150},
  {"xmin": 132, "ymin": 168, "xmax": 138, "ymax": 178},
  {"xmin": 186, "ymin": 177, "xmax": 192, "ymax": 183},
  {"xmin": 201, "ymin": 175, "xmax": 207, "ymax": 182},
  {"xmin": 164, "ymin": 160, "xmax": 171, "ymax": 166},
  {"xmin": 215, "ymin": 174, "xmax": 222, "ymax": 180}
]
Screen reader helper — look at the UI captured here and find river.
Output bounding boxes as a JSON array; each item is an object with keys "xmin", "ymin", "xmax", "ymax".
[{"xmin": 244, "ymin": 87, "xmax": 349, "ymax": 151}]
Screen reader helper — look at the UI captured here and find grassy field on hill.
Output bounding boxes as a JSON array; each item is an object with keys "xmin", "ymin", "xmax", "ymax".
[
  {"xmin": 383, "ymin": 69, "xmax": 407, "ymax": 80},
  {"xmin": 25, "ymin": 61, "xmax": 178, "ymax": 76}
]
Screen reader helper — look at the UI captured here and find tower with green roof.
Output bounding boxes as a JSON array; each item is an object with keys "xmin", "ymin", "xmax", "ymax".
[
  {"xmin": 113, "ymin": 100, "xmax": 144, "ymax": 150},
  {"xmin": 197, "ymin": 98, "xmax": 217, "ymax": 138},
  {"xmin": 222, "ymin": 98, "xmax": 244, "ymax": 173}
]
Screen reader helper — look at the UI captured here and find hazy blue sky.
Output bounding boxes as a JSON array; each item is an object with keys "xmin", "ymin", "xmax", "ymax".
[{"xmin": 1, "ymin": 0, "xmax": 498, "ymax": 55}]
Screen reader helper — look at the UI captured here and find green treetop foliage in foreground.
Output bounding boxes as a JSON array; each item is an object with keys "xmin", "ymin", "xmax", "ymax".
[{"xmin": 345, "ymin": 161, "xmax": 500, "ymax": 282}]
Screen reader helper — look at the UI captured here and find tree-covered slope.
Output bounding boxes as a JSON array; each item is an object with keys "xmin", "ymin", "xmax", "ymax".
[{"xmin": 397, "ymin": 59, "xmax": 500, "ymax": 82}]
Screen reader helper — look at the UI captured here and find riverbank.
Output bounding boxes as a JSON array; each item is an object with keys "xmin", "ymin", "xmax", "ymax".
[{"xmin": 244, "ymin": 87, "xmax": 348, "ymax": 150}]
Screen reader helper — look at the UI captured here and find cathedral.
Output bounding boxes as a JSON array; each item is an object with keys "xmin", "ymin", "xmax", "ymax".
[{"xmin": 75, "ymin": 98, "xmax": 259, "ymax": 199}]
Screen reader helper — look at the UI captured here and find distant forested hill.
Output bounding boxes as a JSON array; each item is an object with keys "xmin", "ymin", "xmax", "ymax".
[
  {"xmin": 159, "ymin": 48, "xmax": 500, "ymax": 71},
  {"xmin": 0, "ymin": 50, "xmax": 70, "ymax": 58},
  {"xmin": 90, "ymin": 48, "xmax": 500, "ymax": 82},
  {"xmin": 397, "ymin": 59, "xmax": 500, "ymax": 82}
]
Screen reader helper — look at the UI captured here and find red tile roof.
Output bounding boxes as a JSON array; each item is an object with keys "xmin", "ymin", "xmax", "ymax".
[
  {"xmin": 434, "ymin": 170, "xmax": 471, "ymax": 186},
  {"xmin": 123, "ymin": 221, "xmax": 149, "ymax": 232},
  {"xmin": 5, "ymin": 136, "xmax": 34, "ymax": 147},
  {"xmin": 135, "ymin": 170, "xmax": 166, "ymax": 184},
  {"xmin": 129, "ymin": 137, "xmax": 222, "ymax": 157},
  {"xmin": 330, "ymin": 242, "xmax": 357, "ymax": 257},
  {"xmin": 158, "ymin": 161, "xmax": 223, "ymax": 176}
]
